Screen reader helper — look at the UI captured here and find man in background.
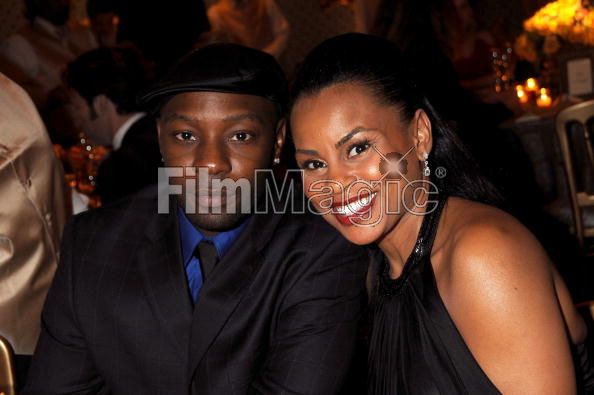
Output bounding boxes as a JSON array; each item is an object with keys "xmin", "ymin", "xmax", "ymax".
[
  {"xmin": 87, "ymin": 0, "xmax": 119, "ymax": 47},
  {"xmin": 64, "ymin": 46, "xmax": 161, "ymax": 205},
  {"xmin": 0, "ymin": 73, "xmax": 69, "ymax": 388}
]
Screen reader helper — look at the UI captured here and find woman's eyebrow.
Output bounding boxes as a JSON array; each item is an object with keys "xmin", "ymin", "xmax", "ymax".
[{"xmin": 335, "ymin": 126, "xmax": 377, "ymax": 148}]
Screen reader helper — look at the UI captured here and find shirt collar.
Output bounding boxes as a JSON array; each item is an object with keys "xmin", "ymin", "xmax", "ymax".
[
  {"xmin": 177, "ymin": 208, "xmax": 248, "ymax": 266},
  {"xmin": 113, "ymin": 112, "xmax": 145, "ymax": 150}
]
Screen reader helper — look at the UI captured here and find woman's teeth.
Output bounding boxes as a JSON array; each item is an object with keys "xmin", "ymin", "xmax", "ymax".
[{"xmin": 335, "ymin": 193, "xmax": 376, "ymax": 215}]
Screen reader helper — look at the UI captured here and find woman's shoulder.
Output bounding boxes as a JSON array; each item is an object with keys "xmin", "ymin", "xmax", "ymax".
[
  {"xmin": 435, "ymin": 196, "xmax": 552, "ymax": 300},
  {"xmin": 431, "ymin": 197, "xmax": 575, "ymax": 394},
  {"xmin": 442, "ymin": 197, "xmax": 542, "ymax": 260}
]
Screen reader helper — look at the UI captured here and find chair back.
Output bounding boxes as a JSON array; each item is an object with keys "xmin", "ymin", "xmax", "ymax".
[
  {"xmin": 556, "ymin": 100, "xmax": 594, "ymax": 246},
  {"xmin": 0, "ymin": 335, "xmax": 16, "ymax": 395}
]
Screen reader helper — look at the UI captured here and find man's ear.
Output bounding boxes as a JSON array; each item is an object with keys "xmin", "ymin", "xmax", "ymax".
[
  {"xmin": 91, "ymin": 94, "xmax": 111, "ymax": 119},
  {"xmin": 412, "ymin": 109, "xmax": 433, "ymax": 160},
  {"xmin": 273, "ymin": 118, "xmax": 287, "ymax": 162}
]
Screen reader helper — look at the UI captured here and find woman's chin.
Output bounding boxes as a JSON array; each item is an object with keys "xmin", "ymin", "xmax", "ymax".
[{"xmin": 325, "ymin": 216, "xmax": 383, "ymax": 245}]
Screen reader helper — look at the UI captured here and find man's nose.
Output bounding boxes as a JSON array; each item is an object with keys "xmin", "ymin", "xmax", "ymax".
[{"xmin": 194, "ymin": 139, "xmax": 232, "ymax": 176}]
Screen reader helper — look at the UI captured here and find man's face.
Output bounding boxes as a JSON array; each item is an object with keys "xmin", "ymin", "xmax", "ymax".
[{"xmin": 157, "ymin": 91, "xmax": 284, "ymax": 234}]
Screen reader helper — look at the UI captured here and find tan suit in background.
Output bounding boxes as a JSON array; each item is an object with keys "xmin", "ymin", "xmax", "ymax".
[{"xmin": 0, "ymin": 73, "xmax": 69, "ymax": 355}]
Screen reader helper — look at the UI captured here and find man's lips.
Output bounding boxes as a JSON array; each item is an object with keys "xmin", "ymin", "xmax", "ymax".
[
  {"xmin": 197, "ymin": 189, "xmax": 228, "ymax": 208},
  {"xmin": 331, "ymin": 192, "xmax": 377, "ymax": 225}
]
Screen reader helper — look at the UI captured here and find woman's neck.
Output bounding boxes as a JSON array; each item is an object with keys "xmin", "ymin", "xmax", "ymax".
[{"xmin": 377, "ymin": 192, "xmax": 428, "ymax": 279}]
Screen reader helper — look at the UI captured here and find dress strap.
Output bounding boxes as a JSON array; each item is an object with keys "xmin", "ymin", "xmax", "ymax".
[
  {"xmin": 377, "ymin": 193, "xmax": 449, "ymax": 296},
  {"xmin": 414, "ymin": 193, "xmax": 448, "ymax": 260}
]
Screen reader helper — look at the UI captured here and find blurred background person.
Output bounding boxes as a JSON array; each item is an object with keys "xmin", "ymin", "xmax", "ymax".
[
  {"xmin": 0, "ymin": 73, "xmax": 70, "ymax": 389},
  {"xmin": 87, "ymin": 0, "xmax": 119, "ymax": 47},
  {"xmin": 207, "ymin": 0, "xmax": 290, "ymax": 59},
  {"xmin": 64, "ymin": 46, "xmax": 161, "ymax": 205},
  {"xmin": 0, "ymin": 0, "xmax": 96, "ymax": 109},
  {"xmin": 319, "ymin": 0, "xmax": 374, "ymax": 33}
]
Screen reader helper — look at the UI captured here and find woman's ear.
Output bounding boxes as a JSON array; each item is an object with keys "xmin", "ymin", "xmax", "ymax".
[
  {"xmin": 412, "ymin": 109, "xmax": 433, "ymax": 160},
  {"xmin": 274, "ymin": 118, "xmax": 287, "ymax": 163}
]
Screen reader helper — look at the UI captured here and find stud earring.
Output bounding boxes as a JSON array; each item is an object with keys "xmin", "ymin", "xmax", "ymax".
[
  {"xmin": 423, "ymin": 152, "xmax": 430, "ymax": 177},
  {"xmin": 273, "ymin": 158, "xmax": 280, "ymax": 165}
]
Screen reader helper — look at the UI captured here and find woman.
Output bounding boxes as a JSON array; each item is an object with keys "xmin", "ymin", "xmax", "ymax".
[{"xmin": 289, "ymin": 33, "xmax": 593, "ymax": 394}]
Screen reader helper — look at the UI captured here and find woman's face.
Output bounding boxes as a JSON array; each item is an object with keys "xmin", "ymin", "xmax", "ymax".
[{"xmin": 291, "ymin": 82, "xmax": 432, "ymax": 245}]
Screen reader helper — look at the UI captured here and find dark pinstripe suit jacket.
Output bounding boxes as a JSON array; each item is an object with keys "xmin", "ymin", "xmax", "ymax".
[{"xmin": 24, "ymin": 187, "xmax": 369, "ymax": 394}]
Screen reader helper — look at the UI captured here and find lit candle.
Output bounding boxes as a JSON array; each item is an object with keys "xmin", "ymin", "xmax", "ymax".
[
  {"xmin": 526, "ymin": 78, "xmax": 539, "ymax": 91},
  {"xmin": 537, "ymin": 88, "xmax": 552, "ymax": 107},
  {"xmin": 516, "ymin": 85, "xmax": 529, "ymax": 104}
]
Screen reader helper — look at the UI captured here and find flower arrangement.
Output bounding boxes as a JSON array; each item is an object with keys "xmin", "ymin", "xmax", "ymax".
[
  {"xmin": 524, "ymin": 0, "xmax": 594, "ymax": 45},
  {"xmin": 515, "ymin": 0, "xmax": 594, "ymax": 65}
]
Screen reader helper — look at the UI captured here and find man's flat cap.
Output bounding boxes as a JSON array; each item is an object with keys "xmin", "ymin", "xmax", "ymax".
[{"xmin": 139, "ymin": 43, "xmax": 288, "ymax": 113}]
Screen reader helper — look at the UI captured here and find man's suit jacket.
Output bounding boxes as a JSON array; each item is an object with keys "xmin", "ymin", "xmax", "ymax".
[
  {"xmin": 24, "ymin": 187, "xmax": 369, "ymax": 394},
  {"xmin": 96, "ymin": 115, "xmax": 162, "ymax": 205}
]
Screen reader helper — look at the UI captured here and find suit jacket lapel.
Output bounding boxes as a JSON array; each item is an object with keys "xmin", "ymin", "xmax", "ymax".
[
  {"xmin": 187, "ymin": 210, "xmax": 283, "ymax": 378},
  {"xmin": 138, "ymin": 204, "xmax": 193, "ymax": 357}
]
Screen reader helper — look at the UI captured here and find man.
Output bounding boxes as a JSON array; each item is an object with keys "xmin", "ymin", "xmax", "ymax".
[
  {"xmin": 87, "ymin": 0, "xmax": 119, "ymax": 47},
  {"xmin": 24, "ymin": 44, "xmax": 368, "ymax": 394},
  {"xmin": 64, "ymin": 46, "xmax": 161, "ymax": 205},
  {"xmin": 0, "ymin": 73, "xmax": 69, "ymax": 387}
]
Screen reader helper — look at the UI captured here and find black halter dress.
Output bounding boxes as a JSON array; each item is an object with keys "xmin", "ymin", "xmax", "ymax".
[
  {"xmin": 367, "ymin": 195, "xmax": 594, "ymax": 394},
  {"xmin": 367, "ymin": 196, "xmax": 500, "ymax": 394}
]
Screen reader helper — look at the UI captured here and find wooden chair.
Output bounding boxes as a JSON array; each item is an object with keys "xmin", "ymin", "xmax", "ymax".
[
  {"xmin": 0, "ymin": 335, "xmax": 16, "ymax": 395},
  {"xmin": 556, "ymin": 100, "xmax": 594, "ymax": 247}
]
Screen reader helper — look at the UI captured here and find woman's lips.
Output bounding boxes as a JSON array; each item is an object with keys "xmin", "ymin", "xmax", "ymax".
[{"xmin": 331, "ymin": 192, "xmax": 377, "ymax": 226}]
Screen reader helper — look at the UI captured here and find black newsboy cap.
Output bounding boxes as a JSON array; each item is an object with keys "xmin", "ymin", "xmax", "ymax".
[{"xmin": 138, "ymin": 43, "xmax": 288, "ymax": 114}]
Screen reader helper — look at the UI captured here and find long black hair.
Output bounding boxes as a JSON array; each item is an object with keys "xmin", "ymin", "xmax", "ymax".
[{"xmin": 290, "ymin": 33, "xmax": 502, "ymax": 207}]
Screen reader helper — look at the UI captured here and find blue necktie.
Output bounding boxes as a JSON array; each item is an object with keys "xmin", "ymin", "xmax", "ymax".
[{"xmin": 189, "ymin": 240, "xmax": 218, "ymax": 302}]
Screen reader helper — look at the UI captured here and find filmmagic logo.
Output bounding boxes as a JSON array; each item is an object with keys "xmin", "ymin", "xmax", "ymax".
[
  {"xmin": 157, "ymin": 167, "xmax": 307, "ymax": 215},
  {"xmin": 157, "ymin": 145, "xmax": 443, "ymax": 225}
]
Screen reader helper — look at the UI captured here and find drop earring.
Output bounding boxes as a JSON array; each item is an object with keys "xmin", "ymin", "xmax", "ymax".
[
  {"xmin": 273, "ymin": 157, "xmax": 280, "ymax": 165},
  {"xmin": 423, "ymin": 153, "xmax": 430, "ymax": 177}
]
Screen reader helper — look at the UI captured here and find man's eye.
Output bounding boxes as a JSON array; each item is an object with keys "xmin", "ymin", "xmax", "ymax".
[
  {"xmin": 347, "ymin": 142, "xmax": 370, "ymax": 158},
  {"xmin": 230, "ymin": 131, "xmax": 253, "ymax": 142},
  {"xmin": 175, "ymin": 131, "xmax": 196, "ymax": 141},
  {"xmin": 303, "ymin": 160, "xmax": 327, "ymax": 170}
]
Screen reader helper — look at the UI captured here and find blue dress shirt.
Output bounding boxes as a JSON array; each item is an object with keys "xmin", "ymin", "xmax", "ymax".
[{"xmin": 178, "ymin": 209, "xmax": 248, "ymax": 303}]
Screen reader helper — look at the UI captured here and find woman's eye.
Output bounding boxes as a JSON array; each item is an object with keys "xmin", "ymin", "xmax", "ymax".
[
  {"xmin": 174, "ymin": 131, "xmax": 196, "ymax": 141},
  {"xmin": 303, "ymin": 160, "xmax": 327, "ymax": 170},
  {"xmin": 230, "ymin": 131, "xmax": 253, "ymax": 142},
  {"xmin": 347, "ymin": 142, "xmax": 370, "ymax": 158}
]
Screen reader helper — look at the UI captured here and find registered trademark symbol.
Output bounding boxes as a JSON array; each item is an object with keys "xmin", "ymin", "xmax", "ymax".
[{"xmin": 435, "ymin": 167, "xmax": 447, "ymax": 178}]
